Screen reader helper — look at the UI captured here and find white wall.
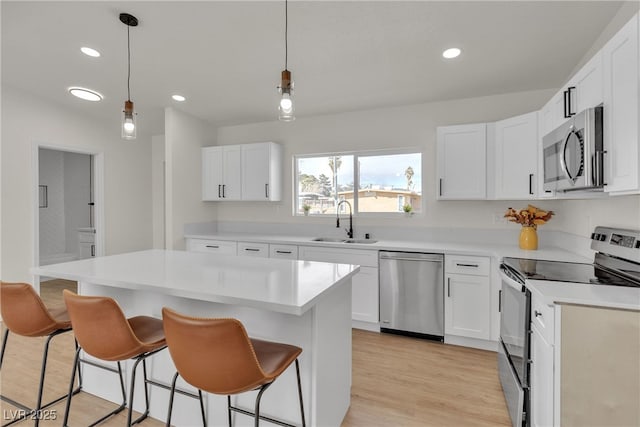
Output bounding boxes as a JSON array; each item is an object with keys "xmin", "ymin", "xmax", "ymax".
[
  {"xmin": 152, "ymin": 135, "xmax": 165, "ymax": 249},
  {"xmin": 215, "ymin": 88, "xmax": 640, "ymax": 239},
  {"xmin": 1, "ymin": 86, "xmax": 154, "ymax": 283},
  {"xmin": 38, "ymin": 148, "xmax": 66, "ymax": 257},
  {"xmin": 164, "ymin": 108, "xmax": 217, "ymax": 250}
]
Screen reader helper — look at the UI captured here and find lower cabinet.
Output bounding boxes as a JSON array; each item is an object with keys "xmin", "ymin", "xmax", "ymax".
[
  {"xmin": 237, "ymin": 241, "xmax": 269, "ymax": 258},
  {"xmin": 269, "ymin": 244, "xmax": 298, "ymax": 260},
  {"xmin": 531, "ymin": 323, "xmax": 554, "ymax": 427},
  {"xmin": 186, "ymin": 238, "xmax": 238, "ymax": 255},
  {"xmin": 444, "ymin": 255, "xmax": 491, "ymax": 340},
  {"xmin": 298, "ymin": 245, "xmax": 379, "ymax": 328}
]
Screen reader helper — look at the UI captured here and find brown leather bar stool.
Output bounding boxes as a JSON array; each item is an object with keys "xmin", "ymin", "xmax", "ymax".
[
  {"xmin": 62, "ymin": 290, "xmax": 166, "ymax": 427},
  {"xmin": 0, "ymin": 281, "xmax": 81, "ymax": 427},
  {"xmin": 162, "ymin": 307, "xmax": 306, "ymax": 427}
]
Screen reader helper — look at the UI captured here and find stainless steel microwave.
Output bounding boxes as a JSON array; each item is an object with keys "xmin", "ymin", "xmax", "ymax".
[{"xmin": 542, "ymin": 105, "xmax": 605, "ymax": 192}]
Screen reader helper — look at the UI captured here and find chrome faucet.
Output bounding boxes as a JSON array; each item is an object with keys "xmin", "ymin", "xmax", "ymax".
[{"xmin": 336, "ymin": 200, "xmax": 354, "ymax": 238}]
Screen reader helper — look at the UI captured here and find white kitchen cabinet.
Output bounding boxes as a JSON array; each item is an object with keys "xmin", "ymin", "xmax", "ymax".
[
  {"xmin": 237, "ymin": 241, "xmax": 269, "ymax": 258},
  {"xmin": 241, "ymin": 142, "xmax": 282, "ymax": 201},
  {"xmin": 530, "ymin": 294, "xmax": 555, "ymax": 427},
  {"xmin": 78, "ymin": 229, "xmax": 96, "ymax": 259},
  {"xmin": 444, "ymin": 255, "xmax": 491, "ymax": 340},
  {"xmin": 493, "ymin": 111, "xmax": 539, "ymax": 199},
  {"xmin": 186, "ymin": 238, "xmax": 237, "ymax": 255},
  {"xmin": 202, "ymin": 145, "xmax": 242, "ymax": 201},
  {"xmin": 436, "ymin": 123, "xmax": 487, "ymax": 200},
  {"xmin": 603, "ymin": 13, "xmax": 639, "ymax": 194},
  {"xmin": 298, "ymin": 245, "xmax": 379, "ymax": 327},
  {"xmin": 571, "ymin": 50, "xmax": 604, "ymax": 113},
  {"xmin": 539, "ymin": 90, "xmax": 565, "ymax": 139},
  {"xmin": 269, "ymin": 244, "xmax": 298, "ymax": 260}
]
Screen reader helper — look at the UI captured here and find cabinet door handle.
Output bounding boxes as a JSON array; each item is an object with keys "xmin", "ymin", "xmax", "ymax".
[
  {"xmin": 222, "ymin": 184, "xmax": 226, "ymax": 198},
  {"xmin": 265, "ymin": 183, "xmax": 269, "ymax": 199},
  {"xmin": 439, "ymin": 178, "xmax": 443, "ymax": 197},
  {"xmin": 244, "ymin": 248, "xmax": 260, "ymax": 252},
  {"xmin": 206, "ymin": 245, "xmax": 220, "ymax": 249},
  {"xmin": 218, "ymin": 184, "xmax": 222, "ymax": 198},
  {"xmin": 498, "ymin": 290, "xmax": 502, "ymax": 313},
  {"xmin": 563, "ymin": 89, "xmax": 570, "ymax": 118},
  {"xmin": 276, "ymin": 250, "xmax": 292, "ymax": 254},
  {"xmin": 90, "ymin": 244, "xmax": 95, "ymax": 257},
  {"xmin": 456, "ymin": 263, "xmax": 479, "ymax": 268},
  {"xmin": 529, "ymin": 173, "xmax": 534, "ymax": 195},
  {"xmin": 567, "ymin": 86, "xmax": 576, "ymax": 117},
  {"xmin": 447, "ymin": 278, "xmax": 451, "ymax": 297}
]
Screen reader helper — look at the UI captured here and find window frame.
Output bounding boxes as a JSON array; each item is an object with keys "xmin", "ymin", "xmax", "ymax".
[{"xmin": 293, "ymin": 147, "xmax": 423, "ymax": 218}]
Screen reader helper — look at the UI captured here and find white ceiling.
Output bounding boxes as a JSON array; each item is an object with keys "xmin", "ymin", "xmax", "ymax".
[{"xmin": 1, "ymin": 1, "xmax": 625, "ymax": 139}]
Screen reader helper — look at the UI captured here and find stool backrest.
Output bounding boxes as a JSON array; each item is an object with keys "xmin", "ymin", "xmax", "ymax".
[
  {"xmin": 63, "ymin": 290, "xmax": 147, "ymax": 361},
  {"xmin": 0, "ymin": 281, "xmax": 63, "ymax": 337},
  {"xmin": 162, "ymin": 307, "xmax": 267, "ymax": 395}
]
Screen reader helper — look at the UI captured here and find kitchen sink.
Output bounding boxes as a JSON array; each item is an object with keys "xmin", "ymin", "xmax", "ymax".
[
  {"xmin": 344, "ymin": 239, "xmax": 378, "ymax": 244},
  {"xmin": 312, "ymin": 237, "xmax": 347, "ymax": 242}
]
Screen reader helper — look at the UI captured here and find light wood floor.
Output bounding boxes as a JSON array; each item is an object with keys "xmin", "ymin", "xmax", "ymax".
[{"xmin": 1, "ymin": 279, "xmax": 510, "ymax": 426}]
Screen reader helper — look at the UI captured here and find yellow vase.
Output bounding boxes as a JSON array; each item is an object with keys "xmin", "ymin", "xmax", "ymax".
[{"xmin": 519, "ymin": 226, "xmax": 538, "ymax": 250}]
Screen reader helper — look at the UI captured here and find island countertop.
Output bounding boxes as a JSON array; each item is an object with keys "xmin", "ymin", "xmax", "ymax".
[{"xmin": 31, "ymin": 249, "xmax": 360, "ymax": 315}]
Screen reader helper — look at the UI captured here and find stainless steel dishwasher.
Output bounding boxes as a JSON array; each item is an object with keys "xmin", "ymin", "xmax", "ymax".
[{"xmin": 379, "ymin": 251, "xmax": 444, "ymax": 341}]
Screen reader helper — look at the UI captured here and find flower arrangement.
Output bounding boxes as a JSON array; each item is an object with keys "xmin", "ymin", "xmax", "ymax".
[
  {"xmin": 402, "ymin": 203, "xmax": 413, "ymax": 213},
  {"xmin": 504, "ymin": 205, "xmax": 554, "ymax": 229}
]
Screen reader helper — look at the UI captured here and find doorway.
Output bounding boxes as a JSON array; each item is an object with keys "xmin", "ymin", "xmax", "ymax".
[{"xmin": 33, "ymin": 144, "xmax": 104, "ymax": 292}]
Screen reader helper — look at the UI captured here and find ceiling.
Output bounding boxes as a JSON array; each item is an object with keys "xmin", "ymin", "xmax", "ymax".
[{"xmin": 1, "ymin": 1, "xmax": 625, "ymax": 139}]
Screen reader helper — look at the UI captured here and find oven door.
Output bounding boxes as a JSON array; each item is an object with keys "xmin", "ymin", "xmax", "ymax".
[{"xmin": 499, "ymin": 268, "xmax": 531, "ymax": 388}]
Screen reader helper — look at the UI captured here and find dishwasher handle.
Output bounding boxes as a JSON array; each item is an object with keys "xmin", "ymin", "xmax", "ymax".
[{"xmin": 379, "ymin": 251, "xmax": 443, "ymax": 263}]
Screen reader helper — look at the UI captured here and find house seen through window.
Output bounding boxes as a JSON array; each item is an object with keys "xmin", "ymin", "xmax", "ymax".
[{"xmin": 296, "ymin": 152, "xmax": 422, "ymax": 215}]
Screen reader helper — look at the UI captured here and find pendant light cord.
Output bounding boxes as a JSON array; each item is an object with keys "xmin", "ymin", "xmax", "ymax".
[
  {"xmin": 284, "ymin": 0, "xmax": 288, "ymax": 70},
  {"xmin": 127, "ymin": 24, "xmax": 131, "ymax": 101}
]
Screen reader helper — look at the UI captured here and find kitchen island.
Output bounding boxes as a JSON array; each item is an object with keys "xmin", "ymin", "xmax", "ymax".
[{"xmin": 32, "ymin": 249, "xmax": 359, "ymax": 427}]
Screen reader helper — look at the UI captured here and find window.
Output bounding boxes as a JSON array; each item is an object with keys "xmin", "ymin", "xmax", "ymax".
[{"xmin": 295, "ymin": 151, "xmax": 421, "ymax": 215}]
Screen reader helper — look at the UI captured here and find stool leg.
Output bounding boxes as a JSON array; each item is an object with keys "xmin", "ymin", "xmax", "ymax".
[
  {"xmin": 295, "ymin": 359, "xmax": 306, "ymax": 427},
  {"xmin": 253, "ymin": 383, "xmax": 272, "ymax": 427},
  {"xmin": 33, "ymin": 332, "xmax": 56, "ymax": 427},
  {"xmin": 127, "ymin": 356, "xmax": 149, "ymax": 426},
  {"xmin": 198, "ymin": 390, "xmax": 206, "ymax": 427},
  {"xmin": 227, "ymin": 395, "xmax": 232, "ymax": 427},
  {"xmin": 165, "ymin": 371, "xmax": 179, "ymax": 427},
  {"xmin": 63, "ymin": 347, "xmax": 81, "ymax": 427},
  {"xmin": 0, "ymin": 329, "xmax": 9, "ymax": 369}
]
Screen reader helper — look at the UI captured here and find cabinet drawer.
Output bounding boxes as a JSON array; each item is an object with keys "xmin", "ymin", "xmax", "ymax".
[
  {"xmin": 237, "ymin": 242, "xmax": 269, "ymax": 258},
  {"xmin": 298, "ymin": 246, "xmax": 378, "ymax": 267},
  {"xmin": 269, "ymin": 244, "xmax": 298, "ymax": 260},
  {"xmin": 187, "ymin": 239, "xmax": 237, "ymax": 255},
  {"xmin": 445, "ymin": 255, "xmax": 490, "ymax": 276},
  {"xmin": 531, "ymin": 294, "xmax": 554, "ymax": 344}
]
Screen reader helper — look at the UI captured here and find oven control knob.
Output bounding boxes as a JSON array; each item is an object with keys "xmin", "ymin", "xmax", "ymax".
[
  {"xmin": 591, "ymin": 233, "xmax": 597, "ymax": 240},
  {"xmin": 635, "ymin": 241, "xmax": 640, "ymax": 249},
  {"xmin": 599, "ymin": 234, "xmax": 607, "ymax": 241}
]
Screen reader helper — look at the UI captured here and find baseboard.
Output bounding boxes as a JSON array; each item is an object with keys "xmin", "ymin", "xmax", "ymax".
[
  {"xmin": 352, "ymin": 320, "xmax": 380, "ymax": 332},
  {"xmin": 444, "ymin": 335, "xmax": 498, "ymax": 352}
]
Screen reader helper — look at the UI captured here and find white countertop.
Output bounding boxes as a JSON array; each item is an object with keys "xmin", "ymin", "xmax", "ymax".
[
  {"xmin": 526, "ymin": 279, "xmax": 640, "ymax": 311},
  {"xmin": 31, "ymin": 249, "xmax": 359, "ymax": 315},
  {"xmin": 185, "ymin": 232, "xmax": 593, "ymax": 263}
]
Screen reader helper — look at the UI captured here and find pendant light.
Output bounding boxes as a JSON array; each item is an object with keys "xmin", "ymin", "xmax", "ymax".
[
  {"xmin": 277, "ymin": 0, "xmax": 294, "ymax": 121},
  {"xmin": 120, "ymin": 13, "xmax": 138, "ymax": 140}
]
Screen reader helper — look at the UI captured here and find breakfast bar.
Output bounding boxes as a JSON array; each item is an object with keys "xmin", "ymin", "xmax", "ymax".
[{"xmin": 31, "ymin": 249, "xmax": 359, "ymax": 426}]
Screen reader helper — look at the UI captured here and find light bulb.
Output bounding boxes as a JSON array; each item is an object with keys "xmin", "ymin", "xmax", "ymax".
[
  {"xmin": 280, "ymin": 94, "xmax": 293, "ymax": 112},
  {"xmin": 123, "ymin": 119, "xmax": 135, "ymax": 133}
]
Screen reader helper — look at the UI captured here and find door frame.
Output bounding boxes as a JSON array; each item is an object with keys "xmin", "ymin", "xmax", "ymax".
[{"xmin": 32, "ymin": 142, "xmax": 105, "ymax": 291}]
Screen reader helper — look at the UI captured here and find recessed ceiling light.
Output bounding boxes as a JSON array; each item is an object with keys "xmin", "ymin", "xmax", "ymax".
[
  {"xmin": 172, "ymin": 94, "xmax": 186, "ymax": 102},
  {"xmin": 80, "ymin": 47, "xmax": 101, "ymax": 57},
  {"xmin": 442, "ymin": 48, "xmax": 461, "ymax": 59},
  {"xmin": 68, "ymin": 87, "xmax": 103, "ymax": 102}
]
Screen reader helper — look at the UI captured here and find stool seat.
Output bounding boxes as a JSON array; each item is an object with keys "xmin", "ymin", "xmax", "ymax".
[
  {"xmin": 128, "ymin": 316, "xmax": 166, "ymax": 348},
  {"xmin": 250, "ymin": 338, "xmax": 302, "ymax": 381},
  {"xmin": 47, "ymin": 306, "xmax": 72, "ymax": 327}
]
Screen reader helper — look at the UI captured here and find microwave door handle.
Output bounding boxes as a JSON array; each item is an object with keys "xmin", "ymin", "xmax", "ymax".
[{"xmin": 560, "ymin": 130, "xmax": 575, "ymax": 182}]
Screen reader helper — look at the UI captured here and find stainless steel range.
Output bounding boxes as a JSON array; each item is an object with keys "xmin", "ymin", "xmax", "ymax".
[{"xmin": 498, "ymin": 226, "xmax": 640, "ymax": 427}]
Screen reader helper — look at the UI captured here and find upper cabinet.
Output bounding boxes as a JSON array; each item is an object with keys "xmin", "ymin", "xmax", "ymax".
[
  {"xmin": 202, "ymin": 145, "xmax": 242, "ymax": 201},
  {"xmin": 202, "ymin": 142, "xmax": 282, "ymax": 201},
  {"xmin": 241, "ymin": 142, "xmax": 282, "ymax": 201},
  {"xmin": 492, "ymin": 111, "xmax": 539, "ymax": 199},
  {"xmin": 602, "ymin": 13, "xmax": 639, "ymax": 194},
  {"xmin": 436, "ymin": 123, "xmax": 487, "ymax": 200}
]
